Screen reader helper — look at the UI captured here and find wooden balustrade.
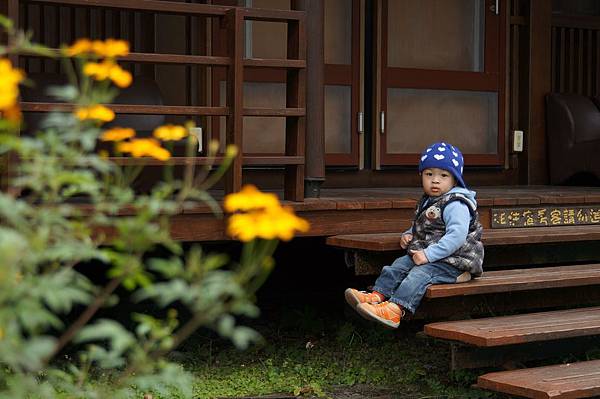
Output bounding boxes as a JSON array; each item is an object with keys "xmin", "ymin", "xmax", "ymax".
[{"xmin": 10, "ymin": 0, "xmax": 307, "ymax": 200}]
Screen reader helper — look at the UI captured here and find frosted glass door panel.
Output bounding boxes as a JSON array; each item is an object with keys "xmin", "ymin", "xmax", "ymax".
[
  {"xmin": 324, "ymin": 0, "xmax": 352, "ymax": 65},
  {"xmin": 387, "ymin": 0, "xmax": 484, "ymax": 71},
  {"xmin": 386, "ymin": 88, "xmax": 497, "ymax": 154},
  {"xmin": 325, "ymin": 85, "xmax": 352, "ymax": 154},
  {"xmin": 220, "ymin": 81, "xmax": 286, "ymax": 153},
  {"xmin": 246, "ymin": 0, "xmax": 290, "ymax": 59}
]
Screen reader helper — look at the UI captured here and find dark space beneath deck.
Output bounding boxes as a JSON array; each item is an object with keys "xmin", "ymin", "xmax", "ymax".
[{"xmin": 170, "ymin": 186, "xmax": 600, "ymax": 242}]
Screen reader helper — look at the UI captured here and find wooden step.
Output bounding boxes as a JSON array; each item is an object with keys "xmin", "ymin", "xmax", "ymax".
[
  {"xmin": 425, "ymin": 263, "xmax": 600, "ymax": 298},
  {"xmin": 476, "ymin": 359, "xmax": 600, "ymax": 398},
  {"xmin": 424, "ymin": 306, "xmax": 600, "ymax": 347},
  {"xmin": 326, "ymin": 225, "xmax": 600, "ymax": 251}
]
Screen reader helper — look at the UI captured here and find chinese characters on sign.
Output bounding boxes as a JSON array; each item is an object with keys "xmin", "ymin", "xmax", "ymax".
[{"xmin": 491, "ymin": 206, "xmax": 600, "ymax": 228}]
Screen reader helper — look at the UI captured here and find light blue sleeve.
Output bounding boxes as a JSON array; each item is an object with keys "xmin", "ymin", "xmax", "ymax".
[{"xmin": 423, "ymin": 201, "xmax": 470, "ymax": 263}]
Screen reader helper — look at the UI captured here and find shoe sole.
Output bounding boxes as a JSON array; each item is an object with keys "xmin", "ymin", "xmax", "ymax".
[
  {"xmin": 344, "ymin": 288, "xmax": 361, "ymax": 308},
  {"xmin": 356, "ymin": 304, "xmax": 399, "ymax": 329}
]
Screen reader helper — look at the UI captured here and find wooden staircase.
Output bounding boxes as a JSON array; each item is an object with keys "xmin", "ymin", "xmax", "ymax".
[
  {"xmin": 328, "ymin": 225, "xmax": 600, "ymax": 398},
  {"xmin": 477, "ymin": 360, "xmax": 600, "ymax": 398}
]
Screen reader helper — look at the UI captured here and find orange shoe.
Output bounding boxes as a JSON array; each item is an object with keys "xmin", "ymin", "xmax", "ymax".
[
  {"xmin": 344, "ymin": 288, "xmax": 385, "ymax": 308},
  {"xmin": 356, "ymin": 301, "xmax": 403, "ymax": 329}
]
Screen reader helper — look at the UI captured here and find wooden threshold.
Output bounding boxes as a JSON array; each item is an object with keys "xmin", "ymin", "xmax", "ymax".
[
  {"xmin": 424, "ymin": 306, "xmax": 600, "ymax": 347},
  {"xmin": 476, "ymin": 359, "xmax": 600, "ymax": 398}
]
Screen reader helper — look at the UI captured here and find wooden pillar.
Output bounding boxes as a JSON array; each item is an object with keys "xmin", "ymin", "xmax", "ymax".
[
  {"xmin": 292, "ymin": 0, "xmax": 324, "ymax": 198},
  {"xmin": 224, "ymin": 8, "xmax": 243, "ymax": 194},
  {"xmin": 527, "ymin": 0, "xmax": 552, "ymax": 184}
]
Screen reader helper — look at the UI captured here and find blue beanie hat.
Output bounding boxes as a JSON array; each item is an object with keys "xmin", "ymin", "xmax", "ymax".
[{"xmin": 418, "ymin": 142, "xmax": 466, "ymax": 188}]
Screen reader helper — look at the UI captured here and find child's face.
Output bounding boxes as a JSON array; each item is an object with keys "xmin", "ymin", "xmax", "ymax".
[{"xmin": 421, "ymin": 167, "xmax": 455, "ymax": 197}]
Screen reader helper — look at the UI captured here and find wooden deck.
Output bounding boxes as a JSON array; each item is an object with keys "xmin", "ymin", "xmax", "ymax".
[
  {"xmin": 172, "ymin": 186, "xmax": 600, "ymax": 242},
  {"xmin": 327, "ymin": 225, "xmax": 600, "ymax": 251}
]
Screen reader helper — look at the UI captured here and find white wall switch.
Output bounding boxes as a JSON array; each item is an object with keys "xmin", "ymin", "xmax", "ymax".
[
  {"xmin": 513, "ymin": 130, "xmax": 524, "ymax": 152},
  {"xmin": 189, "ymin": 127, "xmax": 203, "ymax": 153}
]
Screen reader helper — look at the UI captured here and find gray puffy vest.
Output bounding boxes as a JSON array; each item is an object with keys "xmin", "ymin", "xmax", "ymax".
[{"xmin": 407, "ymin": 192, "xmax": 484, "ymax": 277}]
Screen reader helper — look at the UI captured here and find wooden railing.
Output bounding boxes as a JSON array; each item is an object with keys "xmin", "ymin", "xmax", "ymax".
[{"xmin": 8, "ymin": 0, "xmax": 307, "ymax": 200}]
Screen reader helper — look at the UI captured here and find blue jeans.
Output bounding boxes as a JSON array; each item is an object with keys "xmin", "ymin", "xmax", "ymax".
[{"xmin": 372, "ymin": 255, "xmax": 463, "ymax": 314}]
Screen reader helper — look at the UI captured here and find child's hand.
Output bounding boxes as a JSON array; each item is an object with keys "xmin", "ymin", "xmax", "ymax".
[
  {"xmin": 400, "ymin": 233, "xmax": 413, "ymax": 249},
  {"xmin": 409, "ymin": 249, "xmax": 429, "ymax": 265}
]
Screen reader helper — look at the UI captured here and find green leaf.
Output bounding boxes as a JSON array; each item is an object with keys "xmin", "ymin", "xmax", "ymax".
[
  {"xmin": 0, "ymin": 15, "xmax": 14, "ymax": 31},
  {"xmin": 20, "ymin": 336, "xmax": 56, "ymax": 371},
  {"xmin": 133, "ymin": 279, "xmax": 193, "ymax": 306},
  {"xmin": 76, "ymin": 319, "xmax": 136, "ymax": 358},
  {"xmin": 0, "ymin": 227, "xmax": 28, "ymax": 268},
  {"xmin": 217, "ymin": 314, "xmax": 235, "ymax": 336},
  {"xmin": 148, "ymin": 257, "xmax": 184, "ymax": 278},
  {"xmin": 231, "ymin": 326, "xmax": 262, "ymax": 350},
  {"xmin": 21, "ymin": 43, "xmax": 56, "ymax": 58},
  {"xmin": 46, "ymin": 85, "xmax": 79, "ymax": 102},
  {"xmin": 38, "ymin": 270, "xmax": 94, "ymax": 313},
  {"xmin": 17, "ymin": 298, "xmax": 64, "ymax": 332}
]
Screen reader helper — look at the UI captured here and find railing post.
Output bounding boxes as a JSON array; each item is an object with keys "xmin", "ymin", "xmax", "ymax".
[
  {"xmin": 292, "ymin": 0, "xmax": 324, "ymax": 198},
  {"xmin": 285, "ymin": 14, "xmax": 306, "ymax": 201},
  {"xmin": 224, "ymin": 8, "xmax": 243, "ymax": 195}
]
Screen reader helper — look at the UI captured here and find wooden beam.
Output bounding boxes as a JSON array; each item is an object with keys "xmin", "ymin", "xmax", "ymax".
[
  {"xmin": 527, "ymin": 0, "xmax": 552, "ymax": 184},
  {"xmin": 20, "ymin": 102, "xmax": 230, "ymax": 116}
]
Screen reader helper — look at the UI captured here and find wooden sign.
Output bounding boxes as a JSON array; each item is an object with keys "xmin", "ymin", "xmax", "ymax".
[{"xmin": 491, "ymin": 206, "xmax": 600, "ymax": 228}]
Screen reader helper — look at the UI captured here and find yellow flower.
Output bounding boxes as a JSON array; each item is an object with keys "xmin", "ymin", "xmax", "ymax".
[
  {"xmin": 227, "ymin": 205, "xmax": 309, "ymax": 242},
  {"xmin": 92, "ymin": 39, "xmax": 129, "ymax": 58},
  {"xmin": 153, "ymin": 124, "xmax": 188, "ymax": 141},
  {"xmin": 1, "ymin": 104, "xmax": 22, "ymax": 123},
  {"xmin": 117, "ymin": 138, "xmax": 170, "ymax": 161},
  {"xmin": 83, "ymin": 61, "xmax": 111, "ymax": 80},
  {"xmin": 109, "ymin": 67, "xmax": 132, "ymax": 88},
  {"xmin": 76, "ymin": 105, "xmax": 115, "ymax": 122},
  {"xmin": 225, "ymin": 144, "xmax": 238, "ymax": 158},
  {"xmin": 224, "ymin": 185, "xmax": 280, "ymax": 213},
  {"xmin": 0, "ymin": 58, "xmax": 25, "ymax": 110},
  {"xmin": 100, "ymin": 127, "xmax": 135, "ymax": 142},
  {"xmin": 66, "ymin": 38, "xmax": 130, "ymax": 58},
  {"xmin": 64, "ymin": 38, "xmax": 93, "ymax": 57},
  {"xmin": 84, "ymin": 60, "xmax": 132, "ymax": 88}
]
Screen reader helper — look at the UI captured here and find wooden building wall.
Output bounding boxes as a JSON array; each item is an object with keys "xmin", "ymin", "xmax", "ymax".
[{"xmin": 7, "ymin": 0, "xmax": 600, "ymax": 194}]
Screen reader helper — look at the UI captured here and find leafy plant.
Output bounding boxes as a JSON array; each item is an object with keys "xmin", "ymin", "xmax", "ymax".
[{"xmin": 0, "ymin": 16, "xmax": 308, "ymax": 398}]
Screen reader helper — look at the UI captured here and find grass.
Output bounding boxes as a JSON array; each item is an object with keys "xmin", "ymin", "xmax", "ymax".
[
  {"xmin": 172, "ymin": 240, "xmax": 497, "ymax": 399},
  {"xmin": 175, "ymin": 305, "xmax": 497, "ymax": 399}
]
